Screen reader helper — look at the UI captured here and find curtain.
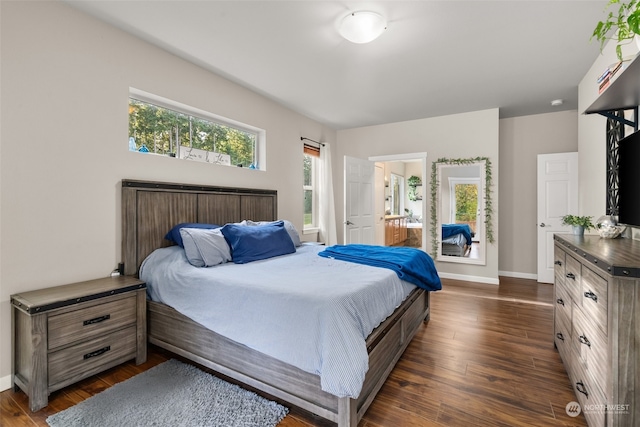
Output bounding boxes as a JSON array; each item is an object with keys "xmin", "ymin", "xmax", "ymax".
[{"xmin": 318, "ymin": 144, "xmax": 337, "ymax": 246}]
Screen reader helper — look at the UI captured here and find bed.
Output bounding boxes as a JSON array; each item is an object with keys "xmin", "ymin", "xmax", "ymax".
[
  {"xmin": 441, "ymin": 223, "xmax": 473, "ymax": 257},
  {"xmin": 121, "ymin": 179, "xmax": 436, "ymax": 427}
]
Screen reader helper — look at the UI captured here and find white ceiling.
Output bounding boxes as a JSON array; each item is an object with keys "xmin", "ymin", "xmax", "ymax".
[{"xmin": 66, "ymin": 0, "xmax": 611, "ymax": 130}]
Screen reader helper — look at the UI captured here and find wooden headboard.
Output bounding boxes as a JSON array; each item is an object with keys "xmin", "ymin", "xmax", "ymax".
[{"xmin": 121, "ymin": 179, "xmax": 277, "ymax": 276}]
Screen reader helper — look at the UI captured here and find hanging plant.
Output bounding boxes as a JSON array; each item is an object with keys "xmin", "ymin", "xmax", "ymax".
[
  {"xmin": 592, "ymin": 0, "xmax": 640, "ymax": 61},
  {"xmin": 430, "ymin": 157, "xmax": 494, "ymax": 257},
  {"xmin": 407, "ymin": 175, "xmax": 422, "ymax": 201}
]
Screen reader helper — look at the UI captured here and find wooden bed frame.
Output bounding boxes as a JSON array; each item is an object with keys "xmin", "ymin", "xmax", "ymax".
[{"xmin": 121, "ymin": 179, "xmax": 431, "ymax": 427}]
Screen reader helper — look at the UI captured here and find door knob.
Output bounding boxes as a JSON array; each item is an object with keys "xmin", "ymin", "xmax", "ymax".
[
  {"xmin": 345, "ymin": 220, "xmax": 354, "ymax": 225},
  {"xmin": 539, "ymin": 223, "xmax": 546, "ymax": 227}
]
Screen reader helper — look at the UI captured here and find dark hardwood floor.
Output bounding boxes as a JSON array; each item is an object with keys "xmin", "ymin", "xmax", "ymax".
[{"xmin": 1, "ymin": 277, "xmax": 586, "ymax": 427}]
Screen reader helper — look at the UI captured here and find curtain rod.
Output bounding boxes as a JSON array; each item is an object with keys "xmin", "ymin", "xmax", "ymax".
[{"xmin": 301, "ymin": 136, "xmax": 325, "ymax": 146}]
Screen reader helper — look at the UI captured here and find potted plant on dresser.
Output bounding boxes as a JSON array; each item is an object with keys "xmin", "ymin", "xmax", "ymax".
[{"xmin": 561, "ymin": 214, "xmax": 594, "ymax": 236}]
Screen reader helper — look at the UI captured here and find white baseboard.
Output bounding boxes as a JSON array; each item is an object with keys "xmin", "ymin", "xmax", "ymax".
[
  {"xmin": 0, "ymin": 374, "xmax": 12, "ymax": 392},
  {"xmin": 498, "ymin": 270, "xmax": 538, "ymax": 280},
  {"xmin": 438, "ymin": 272, "xmax": 500, "ymax": 285}
]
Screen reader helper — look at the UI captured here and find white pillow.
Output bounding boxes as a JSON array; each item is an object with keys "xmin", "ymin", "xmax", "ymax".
[
  {"xmin": 242, "ymin": 219, "xmax": 302, "ymax": 247},
  {"xmin": 180, "ymin": 228, "xmax": 232, "ymax": 267}
]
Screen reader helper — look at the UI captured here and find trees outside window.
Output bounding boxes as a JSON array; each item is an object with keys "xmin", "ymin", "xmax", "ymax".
[{"xmin": 128, "ymin": 96, "xmax": 260, "ymax": 169}]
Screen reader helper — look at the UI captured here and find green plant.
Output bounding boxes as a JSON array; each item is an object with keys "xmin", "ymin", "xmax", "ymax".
[
  {"xmin": 592, "ymin": 0, "xmax": 640, "ymax": 61},
  {"xmin": 407, "ymin": 175, "xmax": 421, "ymax": 186},
  {"xmin": 561, "ymin": 215, "xmax": 595, "ymax": 230},
  {"xmin": 407, "ymin": 175, "xmax": 422, "ymax": 201}
]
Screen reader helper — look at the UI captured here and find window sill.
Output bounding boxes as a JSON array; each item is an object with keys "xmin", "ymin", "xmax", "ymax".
[{"xmin": 303, "ymin": 227, "xmax": 320, "ymax": 235}]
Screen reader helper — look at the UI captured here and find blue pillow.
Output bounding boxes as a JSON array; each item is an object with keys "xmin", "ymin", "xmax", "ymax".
[
  {"xmin": 243, "ymin": 219, "xmax": 302, "ymax": 247},
  {"xmin": 165, "ymin": 223, "xmax": 220, "ymax": 247},
  {"xmin": 221, "ymin": 220, "xmax": 296, "ymax": 264}
]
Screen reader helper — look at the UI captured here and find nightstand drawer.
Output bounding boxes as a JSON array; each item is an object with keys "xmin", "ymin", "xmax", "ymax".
[
  {"xmin": 48, "ymin": 294, "xmax": 136, "ymax": 350},
  {"xmin": 48, "ymin": 325, "xmax": 137, "ymax": 388}
]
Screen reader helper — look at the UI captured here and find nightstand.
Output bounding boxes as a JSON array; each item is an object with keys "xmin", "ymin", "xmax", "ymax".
[{"xmin": 11, "ymin": 275, "xmax": 147, "ymax": 412}]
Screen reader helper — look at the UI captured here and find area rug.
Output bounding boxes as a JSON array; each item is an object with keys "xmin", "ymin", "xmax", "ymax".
[{"xmin": 46, "ymin": 359, "xmax": 289, "ymax": 427}]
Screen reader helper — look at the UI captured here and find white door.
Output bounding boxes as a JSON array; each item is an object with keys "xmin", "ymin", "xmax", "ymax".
[
  {"xmin": 374, "ymin": 163, "xmax": 385, "ymax": 245},
  {"xmin": 537, "ymin": 152, "xmax": 578, "ymax": 283},
  {"xmin": 344, "ymin": 156, "xmax": 375, "ymax": 244}
]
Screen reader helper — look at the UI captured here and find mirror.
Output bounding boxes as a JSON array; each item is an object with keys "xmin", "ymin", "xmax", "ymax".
[
  {"xmin": 388, "ymin": 173, "xmax": 404, "ymax": 215},
  {"xmin": 431, "ymin": 158, "xmax": 494, "ymax": 265}
]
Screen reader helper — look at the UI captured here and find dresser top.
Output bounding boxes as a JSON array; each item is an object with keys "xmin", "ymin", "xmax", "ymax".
[
  {"xmin": 11, "ymin": 275, "xmax": 145, "ymax": 314},
  {"xmin": 555, "ymin": 234, "xmax": 640, "ymax": 278}
]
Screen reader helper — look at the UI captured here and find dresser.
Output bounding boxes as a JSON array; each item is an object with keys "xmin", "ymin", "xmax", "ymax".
[
  {"xmin": 11, "ymin": 276, "xmax": 147, "ymax": 412},
  {"xmin": 554, "ymin": 234, "xmax": 640, "ymax": 426}
]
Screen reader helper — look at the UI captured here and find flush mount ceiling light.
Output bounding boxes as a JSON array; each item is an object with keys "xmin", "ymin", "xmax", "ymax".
[
  {"xmin": 551, "ymin": 99, "xmax": 564, "ymax": 106},
  {"xmin": 339, "ymin": 11, "xmax": 387, "ymax": 44}
]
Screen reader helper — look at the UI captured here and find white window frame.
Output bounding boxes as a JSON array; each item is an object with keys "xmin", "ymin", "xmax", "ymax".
[
  {"xmin": 129, "ymin": 88, "xmax": 266, "ymax": 169},
  {"xmin": 303, "ymin": 153, "xmax": 320, "ymax": 233},
  {"xmin": 448, "ymin": 177, "xmax": 482, "ymax": 241}
]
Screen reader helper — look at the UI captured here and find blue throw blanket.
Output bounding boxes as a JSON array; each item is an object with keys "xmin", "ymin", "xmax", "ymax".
[
  {"xmin": 318, "ymin": 245, "xmax": 442, "ymax": 291},
  {"xmin": 442, "ymin": 224, "xmax": 473, "ymax": 245}
]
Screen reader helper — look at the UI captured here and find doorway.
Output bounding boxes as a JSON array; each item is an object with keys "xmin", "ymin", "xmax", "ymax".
[{"xmin": 369, "ymin": 153, "xmax": 428, "ymax": 250}]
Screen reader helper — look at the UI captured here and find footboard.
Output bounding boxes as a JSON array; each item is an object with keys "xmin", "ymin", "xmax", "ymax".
[{"xmin": 148, "ymin": 287, "xmax": 429, "ymax": 427}]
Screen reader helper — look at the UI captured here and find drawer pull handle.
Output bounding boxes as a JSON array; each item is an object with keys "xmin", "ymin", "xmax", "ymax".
[
  {"xmin": 579, "ymin": 334, "xmax": 592, "ymax": 348},
  {"xmin": 83, "ymin": 314, "xmax": 111, "ymax": 326},
  {"xmin": 554, "ymin": 260, "xmax": 562, "ymax": 266},
  {"xmin": 83, "ymin": 346, "xmax": 111, "ymax": 360},
  {"xmin": 556, "ymin": 333, "xmax": 565, "ymax": 341},
  {"xmin": 556, "ymin": 298, "xmax": 564, "ymax": 306},
  {"xmin": 584, "ymin": 291, "xmax": 598, "ymax": 303},
  {"xmin": 566, "ymin": 273, "xmax": 576, "ymax": 280},
  {"xmin": 576, "ymin": 381, "xmax": 589, "ymax": 397}
]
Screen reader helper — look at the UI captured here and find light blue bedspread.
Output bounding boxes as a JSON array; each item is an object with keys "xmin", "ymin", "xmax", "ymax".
[{"xmin": 139, "ymin": 245, "xmax": 416, "ymax": 398}]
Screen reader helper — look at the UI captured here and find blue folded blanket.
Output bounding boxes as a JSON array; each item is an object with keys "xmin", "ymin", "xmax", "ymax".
[
  {"xmin": 442, "ymin": 224, "xmax": 473, "ymax": 245},
  {"xmin": 318, "ymin": 244, "xmax": 442, "ymax": 291}
]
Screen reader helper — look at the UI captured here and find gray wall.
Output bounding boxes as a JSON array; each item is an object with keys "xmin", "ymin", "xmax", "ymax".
[
  {"xmin": 336, "ymin": 109, "xmax": 500, "ymax": 283},
  {"xmin": 498, "ymin": 110, "xmax": 578, "ymax": 277}
]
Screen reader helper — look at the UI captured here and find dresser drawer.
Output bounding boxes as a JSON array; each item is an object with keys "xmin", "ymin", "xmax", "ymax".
[
  {"xmin": 48, "ymin": 325, "xmax": 137, "ymax": 388},
  {"xmin": 565, "ymin": 255, "xmax": 582, "ymax": 304},
  {"xmin": 572, "ymin": 305, "xmax": 608, "ymax": 398},
  {"xmin": 581, "ymin": 266, "xmax": 608, "ymax": 336},
  {"xmin": 554, "ymin": 247, "xmax": 566, "ymax": 288},
  {"xmin": 554, "ymin": 281, "xmax": 572, "ymax": 332},
  {"xmin": 48, "ymin": 294, "xmax": 137, "ymax": 350},
  {"xmin": 554, "ymin": 311, "xmax": 571, "ymax": 363},
  {"xmin": 569, "ymin": 354, "xmax": 607, "ymax": 427}
]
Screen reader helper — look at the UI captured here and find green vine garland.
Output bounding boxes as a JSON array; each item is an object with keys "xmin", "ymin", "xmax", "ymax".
[{"xmin": 430, "ymin": 157, "xmax": 494, "ymax": 257}]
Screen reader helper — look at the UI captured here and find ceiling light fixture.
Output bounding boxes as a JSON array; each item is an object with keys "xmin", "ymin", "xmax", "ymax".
[
  {"xmin": 551, "ymin": 99, "xmax": 564, "ymax": 106},
  {"xmin": 338, "ymin": 11, "xmax": 387, "ymax": 44}
]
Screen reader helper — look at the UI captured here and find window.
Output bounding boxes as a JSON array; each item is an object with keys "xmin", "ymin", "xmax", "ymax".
[
  {"xmin": 303, "ymin": 144, "xmax": 320, "ymax": 230},
  {"xmin": 449, "ymin": 178, "xmax": 480, "ymax": 240},
  {"xmin": 128, "ymin": 90, "xmax": 264, "ymax": 169}
]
